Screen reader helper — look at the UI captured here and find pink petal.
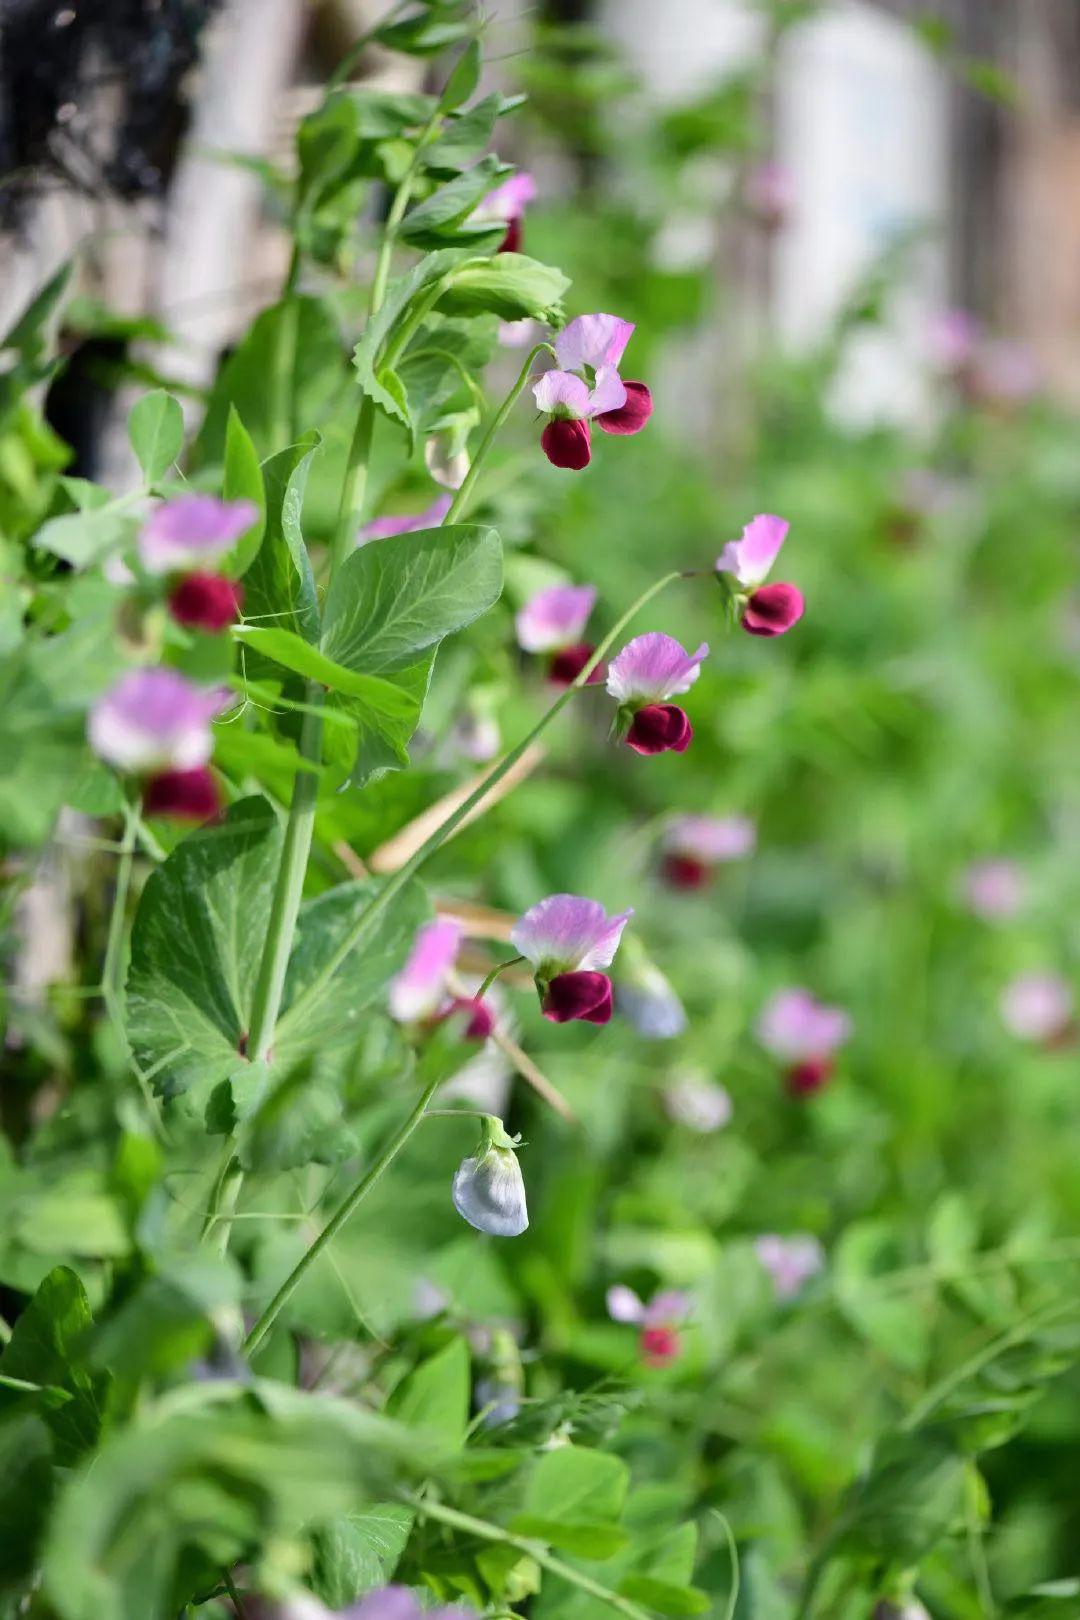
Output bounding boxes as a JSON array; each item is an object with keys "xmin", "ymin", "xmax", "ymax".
[
  {"xmin": 926, "ymin": 307, "xmax": 980, "ymax": 370},
  {"xmin": 389, "ymin": 918, "xmax": 462, "ymax": 1022},
  {"xmin": 663, "ymin": 815, "xmax": 756, "ymax": 863},
  {"xmin": 716, "ymin": 513, "xmax": 789, "ymax": 589},
  {"xmin": 515, "ymin": 584, "xmax": 597, "ymax": 652},
  {"xmin": 1000, "ymin": 973, "xmax": 1073, "ymax": 1042},
  {"xmin": 359, "ymin": 494, "xmax": 452, "ymax": 543},
  {"xmin": 756, "ymin": 989, "xmax": 851, "ymax": 1061},
  {"xmin": 510, "ymin": 894, "xmax": 632, "ymax": 975},
  {"xmin": 586, "ymin": 366, "xmax": 627, "ymax": 418},
  {"xmin": 606, "ymin": 633, "xmax": 708, "ymax": 705},
  {"xmin": 606, "ymin": 1284, "xmax": 645, "ymax": 1324},
  {"xmin": 755, "ymin": 1234, "xmax": 824, "ymax": 1300},
  {"xmin": 473, "ymin": 171, "xmax": 537, "ymax": 223},
  {"xmin": 88, "ymin": 668, "xmax": 229, "ymax": 772},
  {"xmin": 139, "ymin": 495, "xmax": 258, "ymax": 575},
  {"xmin": 555, "ymin": 313, "xmax": 635, "ymax": 373},
  {"xmin": 963, "ymin": 859, "xmax": 1025, "ymax": 921},
  {"xmin": 644, "ymin": 1289, "xmax": 692, "ymax": 1326},
  {"xmin": 532, "ymin": 370, "xmax": 590, "ymax": 417}
]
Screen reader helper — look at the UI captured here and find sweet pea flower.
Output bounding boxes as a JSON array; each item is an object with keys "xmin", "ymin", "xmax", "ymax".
[
  {"xmin": 511, "ymin": 894, "xmax": 632, "ymax": 1025},
  {"xmin": 755, "ymin": 1234, "xmax": 825, "ymax": 1300},
  {"xmin": 744, "ymin": 160, "xmax": 794, "ymax": 229},
  {"xmin": 962, "ymin": 858, "xmax": 1025, "ymax": 921},
  {"xmin": 471, "ymin": 171, "xmax": 537, "ymax": 254},
  {"xmin": 515, "ymin": 583, "xmax": 603, "ymax": 685},
  {"xmin": 139, "ymin": 495, "xmax": 257, "ymax": 576},
  {"xmin": 716, "ymin": 514, "xmax": 804, "ymax": 638},
  {"xmin": 1000, "ymin": 972, "xmax": 1074, "ymax": 1046},
  {"xmin": 359, "ymin": 494, "xmax": 452, "ymax": 543},
  {"xmin": 532, "ymin": 312, "xmax": 653, "ymax": 470},
  {"xmin": 663, "ymin": 1074, "xmax": 732, "ymax": 1133},
  {"xmin": 606, "ymin": 632, "xmax": 707, "ymax": 756},
  {"xmin": 333, "ymin": 1588, "xmax": 475, "ymax": 1620},
  {"xmin": 756, "ymin": 988, "xmax": 851, "ymax": 1096},
  {"xmin": 389, "ymin": 918, "xmax": 465, "ymax": 1023},
  {"xmin": 168, "ymin": 572, "xmax": 244, "ymax": 633},
  {"xmin": 606, "ymin": 1285, "xmax": 691, "ymax": 1367},
  {"xmin": 452, "ymin": 1115, "xmax": 528, "ymax": 1237},
  {"xmin": 615, "ymin": 958, "xmax": 687, "ymax": 1040},
  {"xmin": 89, "ymin": 668, "xmax": 228, "ymax": 773},
  {"xmin": 927, "ymin": 307, "xmax": 981, "ymax": 373},
  {"xmin": 660, "ymin": 813, "xmax": 755, "ymax": 889}
]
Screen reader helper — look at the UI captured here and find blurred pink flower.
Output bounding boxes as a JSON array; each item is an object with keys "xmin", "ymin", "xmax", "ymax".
[
  {"xmin": 927, "ymin": 307, "xmax": 980, "ymax": 372},
  {"xmin": 606, "ymin": 1284, "xmax": 691, "ymax": 1366},
  {"xmin": 716, "ymin": 514, "xmax": 804, "ymax": 638},
  {"xmin": 88, "ymin": 669, "xmax": 229, "ymax": 773},
  {"xmin": 963, "ymin": 859, "xmax": 1025, "ymax": 921},
  {"xmin": 359, "ymin": 494, "xmax": 451, "ymax": 543},
  {"xmin": 744, "ymin": 159, "xmax": 794, "ymax": 227},
  {"xmin": 661, "ymin": 814, "xmax": 755, "ymax": 889},
  {"xmin": 757, "ymin": 988, "xmax": 850, "ymax": 1097},
  {"xmin": 389, "ymin": 919, "xmax": 462, "ymax": 1023},
  {"xmin": 755, "ymin": 1234, "xmax": 825, "ymax": 1300},
  {"xmin": 139, "ymin": 495, "xmax": 257, "ymax": 576},
  {"xmin": 472, "ymin": 171, "xmax": 537, "ymax": 253},
  {"xmin": 1000, "ymin": 973, "xmax": 1073, "ymax": 1045},
  {"xmin": 533, "ymin": 313, "xmax": 653, "ymax": 469},
  {"xmin": 607, "ymin": 633, "xmax": 707, "ymax": 756}
]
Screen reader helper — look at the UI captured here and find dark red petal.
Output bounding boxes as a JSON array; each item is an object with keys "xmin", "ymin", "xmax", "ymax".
[
  {"xmin": 640, "ymin": 1325, "xmax": 680, "ymax": 1367},
  {"xmin": 443, "ymin": 997, "xmax": 495, "ymax": 1041},
  {"xmin": 499, "ymin": 217, "xmax": 523, "ymax": 254},
  {"xmin": 143, "ymin": 766, "xmax": 221, "ymax": 822},
  {"xmin": 168, "ymin": 572, "xmax": 244, "ymax": 633},
  {"xmin": 742, "ymin": 582, "xmax": 804, "ymax": 637},
  {"xmin": 542, "ymin": 970, "xmax": 613, "ymax": 1025},
  {"xmin": 547, "ymin": 642, "xmax": 604, "ymax": 686},
  {"xmin": 660, "ymin": 853, "xmax": 711, "ymax": 891},
  {"xmin": 596, "ymin": 380, "xmax": 653, "ymax": 436},
  {"xmin": 784, "ymin": 1056, "xmax": 834, "ymax": 1098},
  {"xmin": 541, "ymin": 417, "xmax": 591, "ymax": 470},
  {"xmin": 625, "ymin": 704, "xmax": 693, "ymax": 756}
]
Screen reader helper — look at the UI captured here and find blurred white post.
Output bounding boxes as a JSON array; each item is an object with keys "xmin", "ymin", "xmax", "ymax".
[{"xmin": 774, "ymin": 0, "xmax": 948, "ymax": 427}]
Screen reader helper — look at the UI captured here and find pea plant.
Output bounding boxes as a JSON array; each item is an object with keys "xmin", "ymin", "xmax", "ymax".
[{"xmin": 3, "ymin": 7, "xmax": 1078, "ymax": 1620}]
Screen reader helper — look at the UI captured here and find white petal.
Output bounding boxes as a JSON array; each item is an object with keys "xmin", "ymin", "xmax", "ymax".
[{"xmin": 452, "ymin": 1147, "xmax": 528, "ymax": 1237}]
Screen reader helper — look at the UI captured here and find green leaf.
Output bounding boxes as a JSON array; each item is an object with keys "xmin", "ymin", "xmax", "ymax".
[
  {"xmin": 521, "ymin": 1445, "xmax": 629, "ymax": 1525},
  {"xmin": 617, "ymin": 1577, "xmax": 710, "ymax": 1617},
  {"xmin": 512, "ymin": 1518, "xmax": 628, "ymax": 1559},
  {"xmin": 125, "ymin": 797, "xmax": 428, "ymax": 1125},
  {"xmin": 310, "ymin": 1503, "xmax": 415, "ymax": 1608},
  {"xmin": 33, "ymin": 503, "xmax": 135, "ymax": 568},
  {"xmin": 832, "ymin": 1429, "xmax": 966, "ymax": 1565},
  {"xmin": 352, "ymin": 249, "xmax": 469, "ymax": 428},
  {"xmin": 233, "ymin": 625, "xmax": 419, "ymax": 716},
  {"xmin": 387, "ymin": 1337, "xmax": 470, "ymax": 1449},
  {"xmin": 437, "ymin": 253, "xmax": 571, "ymax": 322},
  {"xmin": 0, "ymin": 1266, "xmax": 108, "ymax": 1464},
  {"xmin": 377, "ymin": 13, "xmax": 473, "ymax": 54},
  {"xmin": 834, "ymin": 1221, "xmax": 930, "ymax": 1372},
  {"xmin": 240, "ymin": 439, "xmax": 320, "ymax": 646},
  {"xmin": 400, "ymin": 155, "xmax": 510, "ymax": 246},
  {"xmin": 89, "ymin": 1253, "xmax": 241, "ymax": 1388},
  {"xmin": 427, "ymin": 93, "xmax": 502, "ymax": 173},
  {"xmin": 2, "ymin": 262, "xmax": 71, "ymax": 359},
  {"xmin": 438, "ymin": 38, "xmax": 481, "ymax": 111},
  {"xmin": 0, "ymin": 1415, "xmax": 54, "ymax": 1588},
  {"xmin": 222, "ymin": 406, "xmax": 266, "ymax": 574},
  {"xmin": 128, "ymin": 390, "xmax": 184, "ymax": 483}
]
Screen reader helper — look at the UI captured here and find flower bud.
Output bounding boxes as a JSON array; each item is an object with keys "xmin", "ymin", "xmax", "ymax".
[
  {"xmin": 660, "ymin": 853, "xmax": 710, "ymax": 890},
  {"xmin": 640, "ymin": 1324, "xmax": 681, "ymax": 1367},
  {"xmin": 442, "ymin": 996, "xmax": 495, "ymax": 1042},
  {"xmin": 168, "ymin": 572, "xmax": 243, "ymax": 633},
  {"xmin": 541, "ymin": 418, "xmax": 591, "ymax": 470},
  {"xmin": 548, "ymin": 642, "xmax": 603, "ymax": 686},
  {"xmin": 143, "ymin": 765, "xmax": 220, "ymax": 821},
  {"xmin": 452, "ymin": 1117, "xmax": 528, "ymax": 1237},
  {"xmin": 742, "ymin": 582, "xmax": 804, "ymax": 637},
  {"xmin": 625, "ymin": 704, "xmax": 693, "ymax": 756},
  {"xmin": 596, "ymin": 380, "xmax": 653, "ymax": 436},
  {"xmin": 784, "ymin": 1056, "xmax": 834, "ymax": 1098},
  {"xmin": 542, "ymin": 969, "xmax": 613, "ymax": 1025}
]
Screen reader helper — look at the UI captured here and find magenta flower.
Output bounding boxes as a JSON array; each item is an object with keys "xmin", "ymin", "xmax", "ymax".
[
  {"xmin": 511, "ymin": 894, "xmax": 632, "ymax": 1025},
  {"xmin": 138, "ymin": 495, "xmax": 257, "ymax": 576},
  {"xmin": 515, "ymin": 583, "xmax": 603, "ymax": 686},
  {"xmin": 347, "ymin": 1588, "xmax": 474, "ymax": 1620},
  {"xmin": 532, "ymin": 312, "xmax": 653, "ymax": 470},
  {"xmin": 606, "ymin": 632, "xmax": 707, "ymax": 756},
  {"xmin": 606, "ymin": 1285, "xmax": 691, "ymax": 1367},
  {"xmin": 716, "ymin": 514, "xmax": 804, "ymax": 638},
  {"xmin": 555, "ymin": 313, "xmax": 635, "ymax": 373},
  {"xmin": 755, "ymin": 1234, "xmax": 825, "ymax": 1300},
  {"xmin": 359, "ymin": 493, "xmax": 452, "ymax": 543},
  {"xmin": 663, "ymin": 1074, "xmax": 732, "ymax": 1132},
  {"xmin": 88, "ymin": 668, "xmax": 228, "ymax": 773},
  {"xmin": 1000, "ymin": 973, "xmax": 1074, "ymax": 1046},
  {"xmin": 389, "ymin": 918, "xmax": 462, "ymax": 1023},
  {"xmin": 472, "ymin": 171, "xmax": 537, "ymax": 253},
  {"xmin": 168, "ymin": 572, "xmax": 243, "ymax": 633},
  {"xmin": 661, "ymin": 813, "xmax": 755, "ymax": 888},
  {"xmin": 756, "ymin": 988, "xmax": 851, "ymax": 1097},
  {"xmin": 142, "ymin": 766, "xmax": 220, "ymax": 822},
  {"xmin": 963, "ymin": 859, "xmax": 1025, "ymax": 921}
]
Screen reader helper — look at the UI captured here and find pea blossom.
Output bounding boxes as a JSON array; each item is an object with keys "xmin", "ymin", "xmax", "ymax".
[
  {"xmin": 280, "ymin": 1586, "xmax": 474, "ymax": 1620},
  {"xmin": 532, "ymin": 313, "xmax": 653, "ymax": 470},
  {"xmin": 716, "ymin": 513, "xmax": 804, "ymax": 637},
  {"xmin": 359, "ymin": 494, "xmax": 452, "ymax": 543},
  {"xmin": 1000, "ymin": 973, "xmax": 1074, "ymax": 1047},
  {"xmin": 615, "ymin": 956, "xmax": 687, "ymax": 1039},
  {"xmin": 515, "ymin": 583, "xmax": 602, "ymax": 685},
  {"xmin": 452, "ymin": 1115, "xmax": 528, "ymax": 1237},
  {"xmin": 663, "ymin": 1074, "xmax": 732, "ymax": 1132},
  {"xmin": 471, "ymin": 171, "xmax": 537, "ymax": 254},
  {"xmin": 755, "ymin": 1234, "xmax": 825, "ymax": 1300},
  {"xmin": 756, "ymin": 987, "xmax": 851, "ymax": 1096},
  {"xmin": 88, "ymin": 669, "xmax": 229, "ymax": 821},
  {"xmin": 660, "ymin": 813, "xmax": 756, "ymax": 889},
  {"xmin": 744, "ymin": 160, "xmax": 794, "ymax": 229},
  {"xmin": 511, "ymin": 893, "xmax": 632, "ymax": 1025},
  {"xmin": 167, "ymin": 572, "xmax": 243, "ymax": 633},
  {"xmin": 139, "ymin": 495, "xmax": 257, "ymax": 576},
  {"xmin": 606, "ymin": 1285, "xmax": 692, "ymax": 1367},
  {"xmin": 388, "ymin": 919, "xmax": 492, "ymax": 1039},
  {"xmin": 962, "ymin": 858, "xmax": 1025, "ymax": 921},
  {"xmin": 606, "ymin": 633, "xmax": 707, "ymax": 756}
]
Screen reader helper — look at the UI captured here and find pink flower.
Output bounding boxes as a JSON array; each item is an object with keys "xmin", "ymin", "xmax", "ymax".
[
  {"xmin": 755, "ymin": 1234, "xmax": 824, "ymax": 1300},
  {"xmin": 663, "ymin": 1075, "xmax": 732, "ymax": 1132},
  {"xmin": 511, "ymin": 894, "xmax": 632, "ymax": 1026},
  {"xmin": 717, "ymin": 514, "xmax": 804, "ymax": 638},
  {"xmin": 757, "ymin": 988, "xmax": 851, "ymax": 1097},
  {"xmin": 555, "ymin": 314, "xmax": 636, "ymax": 373},
  {"xmin": 532, "ymin": 312, "xmax": 653, "ymax": 470},
  {"xmin": 167, "ymin": 572, "xmax": 243, "ymax": 633},
  {"xmin": 927, "ymin": 308, "xmax": 980, "ymax": 372},
  {"xmin": 661, "ymin": 814, "xmax": 755, "ymax": 888},
  {"xmin": 745, "ymin": 160, "xmax": 794, "ymax": 228},
  {"xmin": 472, "ymin": 171, "xmax": 537, "ymax": 253},
  {"xmin": 139, "ymin": 495, "xmax": 258, "ymax": 576},
  {"xmin": 359, "ymin": 494, "xmax": 452, "ymax": 543},
  {"xmin": 349, "ymin": 1588, "xmax": 474, "ymax": 1620},
  {"xmin": 389, "ymin": 918, "xmax": 462, "ymax": 1023},
  {"xmin": 142, "ymin": 765, "xmax": 220, "ymax": 822},
  {"xmin": 88, "ymin": 668, "xmax": 229, "ymax": 772},
  {"xmin": 606, "ymin": 633, "xmax": 707, "ymax": 756},
  {"xmin": 963, "ymin": 859, "xmax": 1025, "ymax": 921},
  {"xmin": 515, "ymin": 583, "xmax": 603, "ymax": 686},
  {"xmin": 606, "ymin": 1285, "xmax": 691, "ymax": 1366},
  {"xmin": 975, "ymin": 340, "xmax": 1040, "ymax": 406},
  {"xmin": 1000, "ymin": 973, "xmax": 1074, "ymax": 1045}
]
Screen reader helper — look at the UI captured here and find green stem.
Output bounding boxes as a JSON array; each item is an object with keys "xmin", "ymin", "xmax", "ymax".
[
  {"xmin": 330, "ymin": 395, "xmax": 375, "ymax": 585},
  {"xmin": 406, "ymin": 1496, "xmax": 653, "ymax": 1620},
  {"xmin": 326, "ymin": 0, "xmax": 414, "ymax": 91},
  {"xmin": 276, "ymin": 570, "xmax": 683, "ymax": 1040},
  {"xmin": 222, "ymin": 1566, "xmax": 250, "ymax": 1619},
  {"xmin": 445, "ymin": 343, "xmax": 554, "ymax": 525},
  {"xmin": 103, "ymin": 805, "xmax": 167, "ymax": 1138},
  {"xmin": 242, "ymin": 1072, "xmax": 443, "ymax": 1357},
  {"xmin": 475, "ymin": 955, "xmax": 524, "ymax": 1000},
  {"xmin": 370, "ymin": 104, "xmax": 443, "ymax": 314}
]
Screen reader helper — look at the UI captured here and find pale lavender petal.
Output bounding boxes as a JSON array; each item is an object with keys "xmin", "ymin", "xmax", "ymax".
[
  {"xmin": 586, "ymin": 366, "xmax": 627, "ymax": 418},
  {"xmin": 348, "ymin": 1588, "xmax": 424, "ymax": 1620},
  {"xmin": 532, "ymin": 370, "xmax": 590, "ymax": 418},
  {"xmin": 510, "ymin": 893, "xmax": 632, "ymax": 974},
  {"xmin": 359, "ymin": 494, "xmax": 452, "ymax": 544},
  {"xmin": 555, "ymin": 313, "xmax": 635, "ymax": 372},
  {"xmin": 927, "ymin": 307, "xmax": 980, "ymax": 371},
  {"xmin": 616, "ymin": 962, "xmax": 686, "ymax": 1040},
  {"xmin": 499, "ymin": 318, "xmax": 541, "ymax": 349},
  {"xmin": 716, "ymin": 514, "xmax": 789, "ymax": 589},
  {"xmin": 663, "ymin": 1075, "xmax": 732, "ymax": 1133},
  {"xmin": 977, "ymin": 340, "xmax": 1040, "ymax": 403},
  {"xmin": 389, "ymin": 918, "xmax": 462, "ymax": 1022},
  {"xmin": 644, "ymin": 1290, "xmax": 692, "ymax": 1326},
  {"xmin": 139, "ymin": 495, "xmax": 258, "ymax": 575},
  {"xmin": 515, "ymin": 584, "xmax": 597, "ymax": 652},
  {"xmin": 88, "ymin": 668, "xmax": 228, "ymax": 771},
  {"xmin": 473, "ymin": 171, "xmax": 537, "ymax": 223},
  {"xmin": 745, "ymin": 160, "xmax": 794, "ymax": 218},
  {"xmin": 1000, "ymin": 973, "xmax": 1073, "ymax": 1042},
  {"xmin": 606, "ymin": 1284, "xmax": 645, "ymax": 1324},
  {"xmin": 756, "ymin": 989, "xmax": 851, "ymax": 1061},
  {"xmin": 755, "ymin": 1234, "xmax": 824, "ymax": 1300},
  {"xmin": 962, "ymin": 859, "xmax": 1025, "ymax": 921},
  {"xmin": 606, "ymin": 633, "xmax": 708, "ymax": 705},
  {"xmin": 452, "ymin": 1146, "xmax": 528, "ymax": 1237},
  {"xmin": 663, "ymin": 815, "xmax": 756, "ymax": 863}
]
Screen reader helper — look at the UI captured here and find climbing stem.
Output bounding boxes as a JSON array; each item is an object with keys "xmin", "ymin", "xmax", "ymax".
[{"xmin": 444, "ymin": 343, "xmax": 555, "ymax": 525}]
